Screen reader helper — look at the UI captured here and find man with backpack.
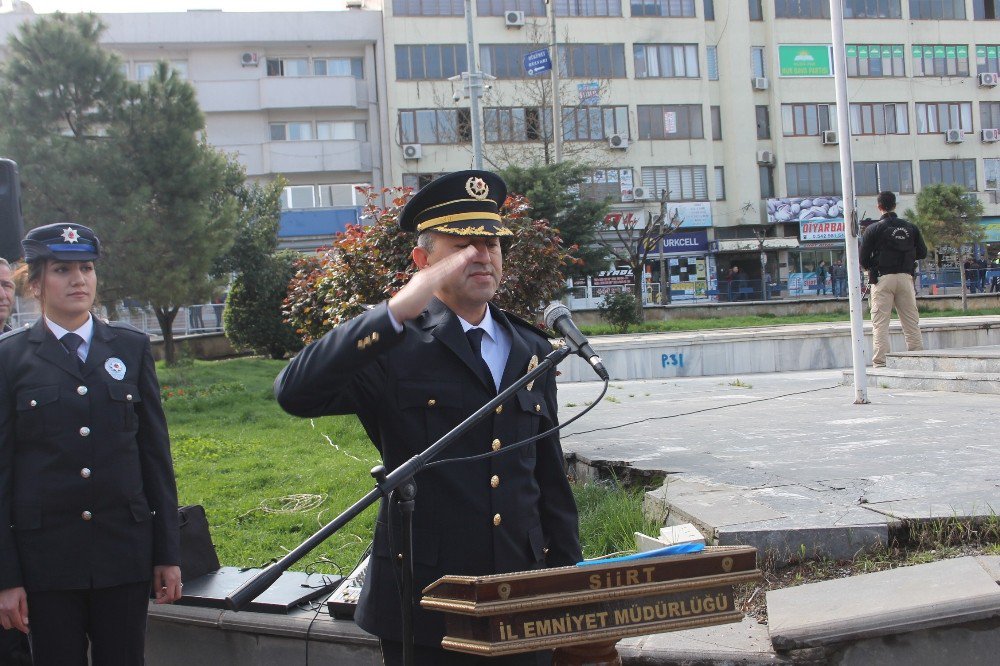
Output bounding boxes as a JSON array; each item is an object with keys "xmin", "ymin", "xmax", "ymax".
[{"xmin": 860, "ymin": 191, "xmax": 928, "ymax": 367}]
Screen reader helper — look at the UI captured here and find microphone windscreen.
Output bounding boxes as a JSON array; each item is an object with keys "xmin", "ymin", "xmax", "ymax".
[{"xmin": 543, "ymin": 302, "xmax": 570, "ymax": 330}]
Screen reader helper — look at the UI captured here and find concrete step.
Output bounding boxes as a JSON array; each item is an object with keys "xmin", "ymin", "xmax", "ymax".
[
  {"xmin": 843, "ymin": 368, "xmax": 1000, "ymax": 395},
  {"xmin": 887, "ymin": 345, "xmax": 1000, "ymax": 374}
]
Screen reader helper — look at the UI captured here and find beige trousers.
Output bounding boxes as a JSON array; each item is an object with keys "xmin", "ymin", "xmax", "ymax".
[{"xmin": 869, "ymin": 272, "xmax": 923, "ymax": 367}]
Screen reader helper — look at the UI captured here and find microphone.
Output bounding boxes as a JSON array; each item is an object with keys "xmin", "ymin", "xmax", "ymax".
[{"xmin": 543, "ymin": 302, "xmax": 609, "ymax": 381}]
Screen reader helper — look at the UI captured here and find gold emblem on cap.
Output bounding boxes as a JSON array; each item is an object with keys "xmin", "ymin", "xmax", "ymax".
[
  {"xmin": 465, "ymin": 177, "xmax": 489, "ymax": 200},
  {"xmin": 721, "ymin": 556, "xmax": 734, "ymax": 573},
  {"xmin": 525, "ymin": 354, "xmax": 539, "ymax": 391},
  {"xmin": 497, "ymin": 583, "xmax": 511, "ymax": 600}
]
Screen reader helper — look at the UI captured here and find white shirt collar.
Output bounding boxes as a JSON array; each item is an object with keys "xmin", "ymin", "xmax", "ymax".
[
  {"xmin": 458, "ymin": 305, "xmax": 498, "ymax": 342},
  {"xmin": 45, "ymin": 313, "xmax": 94, "ymax": 345}
]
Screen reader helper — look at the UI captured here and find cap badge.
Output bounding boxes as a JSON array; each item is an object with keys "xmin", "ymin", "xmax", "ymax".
[
  {"xmin": 61, "ymin": 227, "xmax": 80, "ymax": 244},
  {"xmin": 105, "ymin": 357, "xmax": 127, "ymax": 381},
  {"xmin": 525, "ymin": 354, "xmax": 539, "ymax": 391},
  {"xmin": 465, "ymin": 177, "xmax": 489, "ymax": 201}
]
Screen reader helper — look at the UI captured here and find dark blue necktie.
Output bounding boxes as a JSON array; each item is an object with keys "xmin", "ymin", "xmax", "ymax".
[
  {"xmin": 60, "ymin": 332, "xmax": 86, "ymax": 369},
  {"xmin": 465, "ymin": 328, "xmax": 495, "ymax": 389}
]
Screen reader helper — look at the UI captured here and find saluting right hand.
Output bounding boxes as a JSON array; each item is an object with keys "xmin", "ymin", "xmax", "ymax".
[
  {"xmin": 388, "ymin": 244, "xmax": 480, "ymax": 323},
  {"xmin": 0, "ymin": 586, "xmax": 29, "ymax": 634}
]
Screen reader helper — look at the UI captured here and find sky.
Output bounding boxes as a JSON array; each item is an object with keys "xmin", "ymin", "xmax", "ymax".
[{"xmin": 12, "ymin": 1, "xmax": 350, "ymax": 13}]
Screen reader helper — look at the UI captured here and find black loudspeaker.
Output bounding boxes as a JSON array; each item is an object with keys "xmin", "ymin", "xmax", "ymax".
[{"xmin": 0, "ymin": 159, "xmax": 25, "ymax": 263}]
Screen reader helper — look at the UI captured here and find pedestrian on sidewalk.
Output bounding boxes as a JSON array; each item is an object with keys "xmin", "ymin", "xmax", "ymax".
[
  {"xmin": 860, "ymin": 192, "xmax": 928, "ymax": 368},
  {"xmin": 816, "ymin": 260, "xmax": 828, "ymax": 295},
  {"xmin": 831, "ymin": 259, "xmax": 847, "ymax": 297},
  {"xmin": 0, "ymin": 223, "xmax": 182, "ymax": 665}
]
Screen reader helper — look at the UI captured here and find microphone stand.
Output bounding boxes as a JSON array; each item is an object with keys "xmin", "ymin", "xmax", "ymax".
[{"xmin": 226, "ymin": 343, "xmax": 573, "ymax": 666}]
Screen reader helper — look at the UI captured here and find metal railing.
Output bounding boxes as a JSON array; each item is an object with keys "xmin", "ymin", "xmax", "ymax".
[{"xmin": 7, "ymin": 302, "xmax": 225, "ymax": 339}]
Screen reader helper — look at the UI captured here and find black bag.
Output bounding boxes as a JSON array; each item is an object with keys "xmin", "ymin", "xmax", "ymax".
[{"xmin": 178, "ymin": 504, "xmax": 221, "ymax": 582}]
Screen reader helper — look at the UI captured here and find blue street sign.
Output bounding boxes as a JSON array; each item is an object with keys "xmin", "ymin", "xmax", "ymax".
[{"xmin": 523, "ymin": 48, "xmax": 552, "ymax": 76}]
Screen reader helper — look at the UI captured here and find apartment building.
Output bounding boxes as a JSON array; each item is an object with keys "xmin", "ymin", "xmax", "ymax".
[
  {"xmin": 382, "ymin": 0, "xmax": 1000, "ymax": 300},
  {"xmin": 0, "ymin": 8, "xmax": 390, "ymax": 252}
]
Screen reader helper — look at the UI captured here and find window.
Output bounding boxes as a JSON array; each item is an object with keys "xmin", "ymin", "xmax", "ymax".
[
  {"xmin": 705, "ymin": 0, "xmax": 715, "ymax": 19},
  {"xmin": 316, "ymin": 121, "xmax": 366, "ymax": 141},
  {"xmin": 845, "ymin": 44, "xmax": 906, "ymax": 77},
  {"xmin": 915, "ymin": 102, "xmax": 973, "ymax": 133},
  {"xmin": 630, "ymin": 0, "xmax": 696, "ymax": 17},
  {"xmin": 399, "ymin": 108, "xmax": 472, "ymax": 144},
  {"xmin": 715, "ymin": 167, "xmax": 725, "ymax": 200},
  {"xmin": 476, "ymin": 0, "xmax": 546, "ymax": 15},
  {"xmin": 749, "ymin": 0, "xmax": 763, "ymax": 20},
  {"xmin": 982, "ymin": 102, "xmax": 1000, "ymax": 130},
  {"xmin": 781, "ymin": 103, "xmax": 837, "ymax": 136},
  {"xmin": 976, "ymin": 45, "xmax": 1000, "ymax": 74},
  {"xmin": 281, "ymin": 186, "xmax": 316, "ymax": 210},
  {"xmin": 909, "ymin": 0, "xmax": 965, "ymax": 19},
  {"xmin": 562, "ymin": 106, "xmax": 628, "ymax": 140},
  {"xmin": 554, "ymin": 0, "xmax": 624, "ymax": 16},
  {"xmin": 484, "ymin": 107, "xmax": 552, "ymax": 142},
  {"xmin": 559, "ymin": 44, "xmax": 627, "ymax": 78},
  {"xmin": 711, "ymin": 106, "xmax": 722, "ymax": 140},
  {"xmin": 760, "ymin": 165, "xmax": 775, "ymax": 198},
  {"xmin": 985, "ymin": 159, "xmax": 1000, "ymax": 190},
  {"xmin": 849, "ymin": 103, "xmax": 909, "ymax": 135},
  {"xmin": 974, "ymin": 1, "xmax": 1000, "ymax": 19},
  {"xmin": 844, "ymin": 0, "xmax": 902, "ymax": 17},
  {"xmin": 785, "ymin": 162, "xmax": 842, "ymax": 197},
  {"xmin": 756, "ymin": 105, "xmax": 771, "ymax": 138},
  {"xmin": 706, "ymin": 45, "xmax": 719, "ymax": 80},
  {"xmin": 640, "ymin": 166, "xmax": 708, "ymax": 201},
  {"xmin": 751, "ymin": 47, "xmax": 766, "ymax": 78},
  {"xmin": 402, "ymin": 172, "xmax": 447, "ymax": 191},
  {"xmin": 266, "ymin": 58, "xmax": 309, "ymax": 77},
  {"xmin": 396, "ymin": 45, "xmax": 467, "ymax": 80},
  {"xmin": 637, "ymin": 105, "xmax": 704, "ymax": 139},
  {"xmin": 580, "ymin": 168, "xmax": 632, "ymax": 202},
  {"xmin": 393, "ymin": 0, "xmax": 465, "ymax": 16},
  {"xmin": 634, "ymin": 44, "xmax": 699, "ymax": 78},
  {"xmin": 270, "ymin": 122, "xmax": 313, "ymax": 141},
  {"xmin": 853, "ymin": 161, "xmax": 914, "ymax": 195},
  {"xmin": 313, "ymin": 57, "xmax": 364, "ymax": 79},
  {"xmin": 912, "ymin": 45, "xmax": 970, "ymax": 77},
  {"xmin": 919, "ymin": 160, "xmax": 977, "ymax": 190},
  {"xmin": 480, "ymin": 44, "xmax": 537, "ymax": 79},
  {"xmin": 318, "ymin": 183, "xmax": 365, "ymax": 207},
  {"xmin": 775, "ymin": 0, "xmax": 830, "ymax": 18}
]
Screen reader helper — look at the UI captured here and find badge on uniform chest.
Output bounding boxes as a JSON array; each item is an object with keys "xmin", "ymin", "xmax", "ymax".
[{"xmin": 104, "ymin": 357, "xmax": 127, "ymax": 380}]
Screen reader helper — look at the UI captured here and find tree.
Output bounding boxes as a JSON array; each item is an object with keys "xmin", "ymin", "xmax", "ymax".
[
  {"xmin": 500, "ymin": 161, "xmax": 608, "ymax": 276},
  {"xmin": 284, "ymin": 186, "xmax": 578, "ymax": 343},
  {"xmin": 906, "ymin": 183, "xmax": 984, "ymax": 311},
  {"xmin": 106, "ymin": 62, "xmax": 240, "ymax": 363},
  {"xmin": 217, "ymin": 178, "xmax": 303, "ymax": 359},
  {"xmin": 0, "ymin": 12, "xmax": 124, "ymax": 240}
]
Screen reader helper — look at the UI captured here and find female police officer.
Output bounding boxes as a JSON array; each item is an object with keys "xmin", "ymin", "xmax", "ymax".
[{"xmin": 0, "ymin": 223, "xmax": 181, "ymax": 665}]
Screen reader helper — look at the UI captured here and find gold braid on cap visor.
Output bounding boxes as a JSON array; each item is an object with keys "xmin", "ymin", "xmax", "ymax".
[{"xmin": 415, "ymin": 211, "xmax": 512, "ymax": 235}]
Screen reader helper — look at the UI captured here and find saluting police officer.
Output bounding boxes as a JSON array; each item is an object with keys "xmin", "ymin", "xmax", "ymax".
[
  {"xmin": 275, "ymin": 171, "xmax": 582, "ymax": 665},
  {"xmin": 0, "ymin": 223, "xmax": 181, "ymax": 665}
]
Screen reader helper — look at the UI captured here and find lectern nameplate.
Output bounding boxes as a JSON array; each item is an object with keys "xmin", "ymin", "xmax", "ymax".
[{"xmin": 422, "ymin": 545, "xmax": 760, "ymax": 656}]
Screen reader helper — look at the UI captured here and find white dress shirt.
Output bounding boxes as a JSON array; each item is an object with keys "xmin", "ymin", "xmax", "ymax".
[{"xmin": 45, "ymin": 314, "xmax": 94, "ymax": 362}]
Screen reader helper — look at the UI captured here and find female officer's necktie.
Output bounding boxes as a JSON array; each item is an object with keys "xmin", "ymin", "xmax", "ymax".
[{"xmin": 59, "ymin": 332, "xmax": 86, "ymax": 370}]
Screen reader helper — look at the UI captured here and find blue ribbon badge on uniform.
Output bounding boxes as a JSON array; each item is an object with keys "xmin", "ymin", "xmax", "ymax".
[{"xmin": 105, "ymin": 357, "xmax": 127, "ymax": 380}]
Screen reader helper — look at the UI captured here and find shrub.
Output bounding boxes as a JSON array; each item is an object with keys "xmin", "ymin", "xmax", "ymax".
[
  {"xmin": 224, "ymin": 250, "xmax": 303, "ymax": 359},
  {"xmin": 598, "ymin": 291, "xmax": 642, "ymax": 333}
]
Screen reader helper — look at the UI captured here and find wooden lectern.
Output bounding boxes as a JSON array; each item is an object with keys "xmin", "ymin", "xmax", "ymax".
[{"xmin": 421, "ymin": 545, "xmax": 760, "ymax": 664}]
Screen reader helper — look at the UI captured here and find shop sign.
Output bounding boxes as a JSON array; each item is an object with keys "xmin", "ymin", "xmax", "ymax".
[
  {"xmin": 778, "ymin": 45, "xmax": 833, "ymax": 77},
  {"xmin": 767, "ymin": 196, "xmax": 843, "ymax": 224},
  {"xmin": 592, "ymin": 269, "xmax": 634, "ymax": 287},
  {"xmin": 603, "ymin": 210, "xmax": 644, "ymax": 229},
  {"xmin": 800, "ymin": 219, "xmax": 845, "ymax": 242},
  {"xmin": 667, "ymin": 201, "xmax": 713, "ymax": 228},
  {"xmin": 657, "ymin": 230, "xmax": 709, "ymax": 254},
  {"xmin": 981, "ymin": 217, "xmax": 1000, "ymax": 244},
  {"xmin": 577, "ymin": 81, "xmax": 600, "ymax": 105}
]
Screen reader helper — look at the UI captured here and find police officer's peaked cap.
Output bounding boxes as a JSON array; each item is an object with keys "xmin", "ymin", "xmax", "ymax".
[
  {"xmin": 22, "ymin": 223, "xmax": 101, "ymax": 263},
  {"xmin": 399, "ymin": 170, "xmax": 512, "ymax": 237}
]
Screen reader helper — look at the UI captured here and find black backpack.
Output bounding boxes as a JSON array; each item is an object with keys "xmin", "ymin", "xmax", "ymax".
[{"xmin": 877, "ymin": 219, "xmax": 916, "ymax": 273}]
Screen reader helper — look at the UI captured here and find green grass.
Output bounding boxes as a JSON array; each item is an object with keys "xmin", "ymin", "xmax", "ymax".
[
  {"xmin": 159, "ymin": 358, "xmax": 657, "ymax": 575},
  {"xmin": 579, "ymin": 306, "xmax": 1000, "ymax": 336}
]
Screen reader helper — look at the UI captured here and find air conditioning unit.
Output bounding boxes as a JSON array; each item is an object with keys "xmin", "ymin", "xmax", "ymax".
[
  {"xmin": 945, "ymin": 129, "xmax": 965, "ymax": 144},
  {"xmin": 504, "ymin": 10, "xmax": 525, "ymax": 27},
  {"xmin": 752, "ymin": 76, "xmax": 769, "ymax": 91},
  {"xmin": 756, "ymin": 149, "xmax": 775, "ymax": 165},
  {"xmin": 979, "ymin": 72, "xmax": 999, "ymax": 87},
  {"xmin": 608, "ymin": 134, "xmax": 628, "ymax": 149},
  {"xmin": 982, "ymin": 128, "xmax": 1000, "ymax": 143},
  {"xmin": 822, "ymin": 130, "xmax": 838, "ymax": 145},
  {"xmin": 402, "ymin": 144, "xmax": 422, "ymax": 160},
  {"xmin": 240, "ymin": 52, "xmax": 259, "ymax": 67},
  {"xmin": 632, "ymin": 186, "xmax": 653, "ymax": 201}
]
